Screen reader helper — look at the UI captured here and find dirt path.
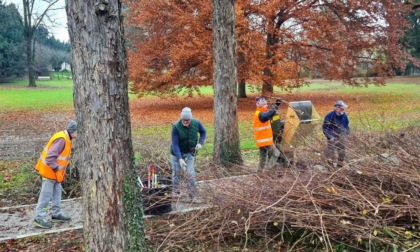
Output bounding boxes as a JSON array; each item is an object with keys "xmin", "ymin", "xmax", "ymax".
[
  {"xmin": 0, "ymin": 199, "xmax": 83, "ymax": 242},
  {"xmin": 0, "ymin": 180, "xmax": 221, "ymax": 242}
]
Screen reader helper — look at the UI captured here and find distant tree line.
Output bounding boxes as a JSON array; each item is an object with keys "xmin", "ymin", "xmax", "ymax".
[
  {"xmin": 401, "ymin": 0, "xmax": 420, "ymax": 75},
  {"xmin": 0, "ymin": 1, "xmax": 70, "ymax": 82},
  {"xmin": 125, "ymin": 0, "xmax": 420, "ymax": 98}
]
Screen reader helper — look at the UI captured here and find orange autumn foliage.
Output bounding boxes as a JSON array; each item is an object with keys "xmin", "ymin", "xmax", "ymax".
[{"xmin": 125, "ymin": 0, "xmax": 410, "ymax": 97}]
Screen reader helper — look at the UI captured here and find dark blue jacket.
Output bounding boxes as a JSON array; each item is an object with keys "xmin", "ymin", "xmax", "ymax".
[
  {"xmin": 322, "ymin": 111, "xmax": 350, "ymax": 140},
  {"xmin": 258, "ymin": 106, "xmax": 278, "ymax": 123}
]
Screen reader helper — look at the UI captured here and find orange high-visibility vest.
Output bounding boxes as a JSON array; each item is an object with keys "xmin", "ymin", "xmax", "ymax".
[
  {"xmin": 253, "ymin": 109, "xmax": 274, "ymax": 148},
  {"xmin": 35, "ymin": 131, "xmax": 72, "ymax": 183}
]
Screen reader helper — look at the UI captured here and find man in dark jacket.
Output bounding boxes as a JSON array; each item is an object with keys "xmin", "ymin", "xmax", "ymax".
[
  {"xmin": 322, "ymin": 100, "xmax": 350, "ymax": 167},
  {"xmin": 170, "ymin": 107, "xmax": 206, "ymax": 201}
]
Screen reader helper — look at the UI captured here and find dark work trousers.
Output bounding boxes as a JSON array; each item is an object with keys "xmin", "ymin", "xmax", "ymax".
[
  {"xmin": 325, "ymin": 138, "xmax": 346, "ymax": 165},
  {"xmin": 258, "ymin": 145, "xmax": 280, "ymax": 171}
]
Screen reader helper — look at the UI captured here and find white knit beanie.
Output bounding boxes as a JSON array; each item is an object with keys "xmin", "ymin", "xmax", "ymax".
[{"xmin": 180, "ymin": 107, "xmax": 192, "ymax": 120}]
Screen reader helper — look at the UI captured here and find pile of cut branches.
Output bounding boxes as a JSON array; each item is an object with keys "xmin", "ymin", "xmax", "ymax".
[{"xmin": 145, "ymin": 128, "xmax": 420, "ymax": 251}]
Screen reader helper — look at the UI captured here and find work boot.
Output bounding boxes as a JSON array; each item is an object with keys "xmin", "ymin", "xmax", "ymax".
[
  {"xmin": 190, "ymin": 196, "xmax": 203, "ymax": 204},
  {"xmin": 51, "ymin": 214, "xmax": 71, "ymax": 223},
  {"xmin": 326, "ymin": 159, "xmax": 334, "ymax": 167},
  {"xmin": 172, "ymin": 190, "xmax": 182, "ymax": 198},
  {"xmin": 34, "ymin": 218, "xmax": 53, "ymax": 229}
]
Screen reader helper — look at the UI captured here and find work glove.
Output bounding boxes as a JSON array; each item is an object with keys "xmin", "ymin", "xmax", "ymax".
[
  {"xmin": 55, "ymin": 171, "xmax": 64, "ymax": 183},
  {"xmin": 275, "ymin": 98, "xmax": 282, "ymax": 106},
  {"xmin": 195, "ymin": 143, "xmax": 202, "ymax": 150},
  {"xmin": 179, "ymin": 158, "xmax": 187, "ymax": 170}
]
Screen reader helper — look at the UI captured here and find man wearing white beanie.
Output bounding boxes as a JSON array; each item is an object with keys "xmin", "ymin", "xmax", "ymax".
[{"xmin": 170, "ymin": 107, "xmax": 206, "ymax": 201}]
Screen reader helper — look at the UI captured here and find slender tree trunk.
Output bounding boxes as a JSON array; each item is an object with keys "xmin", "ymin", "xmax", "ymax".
[
  {"xmin": 66, "ymin": 0, "xmax": 146, "ymax": 250},
  {"xmin": 262, "ymin": 31, "xmax": 275, "ymax": 98},
  {"xmin": 26, "ymin": 36, "xmax": 36, "ymax": 87},
  {"xmin": 262, "ymin": 77, "xmax": 273, "ymax": 98},
  {"xmin": 212, "ymin": 0, "xmax": 242, "ymax": 166},
  {"xmin": 262, "ymin": 12, "xmax": 288, "ymax": 97},
  {"xmin": 22, "ymin": 0, "xmax": 36, "ymax": 87},
  {"xmin": 262, "ymin": 17, "xmax": 276, "ymax": 98},
  {"xmin": 238, "ymin": 78, "xmax": 247, "ymax": 98}
]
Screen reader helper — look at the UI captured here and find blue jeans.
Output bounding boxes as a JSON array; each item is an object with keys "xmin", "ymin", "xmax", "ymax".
[{"xmin": 170, "ymin": 154, "xmax": 196, "ymax": 199}]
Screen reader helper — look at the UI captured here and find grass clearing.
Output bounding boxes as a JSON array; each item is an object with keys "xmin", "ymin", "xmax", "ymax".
[
  {"xmin": 0, "ymin": 77, "xmax": 419, "ymax": 251},
  {"xmin": 0, "ymin": 159, "xmax": 38, "ymax": 190},
  {"xmin": 0, "ymin": 78, "xmax": 74, "ymax": 111},
  {"xmin": 2, "ymin": 78, "xmax": 419, "ymax": 149},
  {"xmin": 1, "ymin": 77, "xmax": 419, "ymax": 196}
]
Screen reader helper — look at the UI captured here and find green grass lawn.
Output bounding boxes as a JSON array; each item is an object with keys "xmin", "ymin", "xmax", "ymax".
[
  {"xmin": 0, "ymin": 78, "xmax": 74, "ymax": 111},
  {"xmin": 1, "ymin": 77, "xmax": 419, "ymax": 126},
  {"xmin": 1, "ymin": 77, "xmax": 419, "ymax": 193},
  {"xmin": 276, "ymin": 81, "xmax": 420, "ymax": 94}
]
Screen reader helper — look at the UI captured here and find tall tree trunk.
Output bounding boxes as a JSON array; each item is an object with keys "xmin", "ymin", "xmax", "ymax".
[
  {"xmin": 262, "ymin": 17, "xmax": 276, "ymax": 98},
  {"xmin": 238, "ymin": 78, "xmax": 247, "ymax": 98},
  {"xmin": 26, "ymin": 36, "xmax": 36, "ymax": 87},
  {"xmin": 66, "ymin": 0, "xmax": 146, "ymax": 251},
  {"xmin": 262, "ymin": 78, "xmax": 273, "ymax": 98},
  {"xmin": 22, "ymin": 0, "xmax": 36, "ymax": 87},
  {"xmin": 212, "ymin": 0, "xmax": 242, "ymax": 166},
  {"xmin": 262, "ymin": 11, "xmax": 288, "ymax": 97}
]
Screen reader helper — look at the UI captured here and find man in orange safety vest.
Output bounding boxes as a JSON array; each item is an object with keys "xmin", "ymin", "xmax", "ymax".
[
  {"xmin": 253, "ymin": 97, "xmax": 282, "ymax": 171},
  {"xmin": 33, "ymin": 120, "xmax": 77, "ymax": 229}
]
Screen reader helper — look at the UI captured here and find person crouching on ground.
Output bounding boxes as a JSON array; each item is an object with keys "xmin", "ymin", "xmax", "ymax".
[
  {"xmin": 322, "ymin": 100, "xmax": 350, "ymax": 168},
  {"xmin": 33, "ymin": 120, "xmax": 77, "ymax": 229},
  {"xmin": 170, "ymin": 107, "xmax": 206, "ymax": 201},
  {"xmin": 253, "ymin": 97, "xmax": 282, "ymax": 171}
]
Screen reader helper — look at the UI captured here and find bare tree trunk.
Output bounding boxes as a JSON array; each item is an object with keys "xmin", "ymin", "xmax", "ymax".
[
  {"xmin": 262, "ymin": 16, "xmax": 277, "ymax": 98},
  {"xmin": 25, "ymin": 37, "xmax": 36, "ymax": 87},
  {"xmin": 22, "ymin": 0, "xmax": 60, "ymax": 87},
  {"xmin": 262, "ymin": 78, "xmax": 273, "ymax": 98},
  {"xmin": 238, "ymin": 78, "xmax": 247, "ymax": 98},
  {"xmin": 212, "ymin": 0, "xmax": 243, "ymax": 166},
  {"xmin": 66, "ymin": 0, "xmax": 146, "ymax": 250},
  {"xmin": 262, "ymin": 12, "xmax": 288, "ymax": 97},
  {"xmin": 22, "ymin": 0, "xmax": 36, "ymax": 87}
]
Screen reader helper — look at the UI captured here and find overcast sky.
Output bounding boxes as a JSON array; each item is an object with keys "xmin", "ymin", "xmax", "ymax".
[{"xmin": 5, "ymin": 0, "xmax": 69, "ymax": 42}]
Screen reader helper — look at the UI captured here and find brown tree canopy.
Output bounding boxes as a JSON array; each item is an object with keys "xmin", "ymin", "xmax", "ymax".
[{"xmin": 125, "ymin": 0, "xmax": 410, "ymax": 97}]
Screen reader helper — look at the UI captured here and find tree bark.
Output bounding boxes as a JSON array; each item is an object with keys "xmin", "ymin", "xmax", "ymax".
[
  {"xmin": 25, "ymin": 37, "xmax": 36, "ymax": 87},
  {"xmin": 22, "ymin": 0, "xmax": 36, "ymax": 87},
  {"xmin": 212, "ymin": 0, "xmax": 243, "ymax": 166},
  {"xmin": 262, "ymin": 17, "xmax": 276, "ymax": 98},
  {"xmin": 66, "ymin": 0, "xmax": 146, "ymax": 250},
  {"xmin": 238, "ymin": 78, "xmax": 247, "ymax": 98}
]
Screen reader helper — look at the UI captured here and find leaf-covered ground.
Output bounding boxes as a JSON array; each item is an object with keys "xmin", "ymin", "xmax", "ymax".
[
  {"xmin": 0, "ymin": 230, "xmax": 83, "ymax": 252},
  {"xmin": 0, "ymin": 77, "xmax": 419, "ymax": 251}
]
